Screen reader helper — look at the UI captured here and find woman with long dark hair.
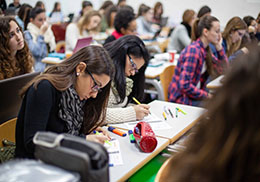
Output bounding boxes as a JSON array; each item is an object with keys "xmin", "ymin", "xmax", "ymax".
[
  {"xmin": 104, "ymin": 35, "xmax": 150, "ymax": 123},
  {"xmin": 0, "ymin": 16, "xmax": 33, "ymax": 80},
  {"xmin": 15, "ymin": 45, "xmax": 114, "ymax": 159}
]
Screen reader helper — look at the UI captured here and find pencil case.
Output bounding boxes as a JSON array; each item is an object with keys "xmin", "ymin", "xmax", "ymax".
[{"xmin": 133, "ymin": 121, "xmax": 157, "ymax": 153}]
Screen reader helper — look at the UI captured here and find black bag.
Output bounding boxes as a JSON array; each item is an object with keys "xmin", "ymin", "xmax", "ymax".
[{"xmin": 33, "ymin": 132, "xmax": 109, "ymax": 182}]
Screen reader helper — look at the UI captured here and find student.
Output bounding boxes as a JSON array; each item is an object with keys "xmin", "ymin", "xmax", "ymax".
[
  {"xmin": 15, "ymin": 3, "xmax": 32, "ymax": 30},
  {"xmin": 35, "ymin": 1, "xmax": 45, "ymax": 10},
  {"xmin": 210, "ymin": 17, "xmax": 247, "ymax": 62},
  {"xmin": 66, "ymin": 10, "xmax": 101, "ymax": 52},
  {"xmin": 152, "ymin": 2, "xmax": 163, "ymax": 26},
  {"xmin": 25, "ymin": 7, "xmax": 56, "ymax": 72},
  {"xmin": 197, "ymin": 5, "xmax": 211, "ymax": 18},
  {"xmin": 117, "ymin": 0, "xmax": 126, "ymax": 8},
  {"xmin": 15, "ymin": 45, "xmax": 115, "ymax": 159},
  {"xmin": 100, "ymin": 5, "xmax": 117, "ymax": 33},
  {"xmin": 168, "ymin": 9, "xmax": 196, "ymax": 53},
  {"xmin": 0, "ymin": 16, "xmax": 33, "ymax": 80},
  {"xmin": 49, "ymin": 2, "xmax": 64, "ymax": 24},
  {"xmin": 104, "ymin": 35, "xmax": 150, "ymax": 123},
  {"xmin": 168, "ymin": 16, "xmax": 228, "ymax": 106},
  {"xmin": 8, "ymin": 0, "xmax": 21, "ymax": 10},
  {"xmin": 73, "ymin": 0, "xmax": 93, "ymax": 23},
  {"xmin": 104, "ymin": 7, "xmax": 136, "ymax": 44},
  {"xmin": 156, "ymin": 45, "xmax": 260, "ymax": 182},
  {"xmin": 136, "ymin": 4, "xmax": 160, "ymax": 39}
]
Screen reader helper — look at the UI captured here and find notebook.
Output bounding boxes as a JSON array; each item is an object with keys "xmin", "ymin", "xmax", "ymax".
[{"xmin": 73, "ymin": 36, "xmax": 93, "ymax": 53}]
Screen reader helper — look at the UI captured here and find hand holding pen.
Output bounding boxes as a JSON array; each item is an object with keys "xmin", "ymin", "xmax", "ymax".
[{"xmin": 132, "ymin": 97, "xmax": 151, "ymax": 120}]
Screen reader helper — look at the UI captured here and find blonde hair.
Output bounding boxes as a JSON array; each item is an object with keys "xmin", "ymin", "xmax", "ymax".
[
  {"xmin": 222, "ymin": 16, "xmax": 247, "ymax": 57},
  {"xmin": 77, "ymin": 10, "xmax": 101, "ymax": 35}
]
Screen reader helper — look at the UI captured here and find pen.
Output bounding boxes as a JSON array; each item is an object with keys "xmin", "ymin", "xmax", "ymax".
[
  {"xmin": 93, "ymin": 130, "xmax": 112, "ymax": 145},
  {"xmin": 163, "ymin": 106, "xmax": 169, "ymax": 115},
  {"xmin": 176, "ymin": 107, "xmax": 187, "ymax": 115},
  {"xmin": 175, "ymin": 108, "xmax": 178, "ymax": 118},
  {"xmin": 128, "ymin": 130, "xmax": 136, "ymax": 143},
  {"xmin": 162, "ymin": 111, "xmax": 167, "ymax": 120},
  {"xmin": 132, "ymin": 97, "xmax": 151, "ymax": 114},
  {"xmin": 168, "ymin": 108, "xmax": 174, "ymax": 118},
  {"xmin": 108, "ymin": 126, "xmax": 127, "ymax": 137}
]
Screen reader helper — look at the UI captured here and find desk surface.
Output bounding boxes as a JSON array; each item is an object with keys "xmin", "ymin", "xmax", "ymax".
[
  {"xmin": 109, "ymin": 100, "xmax": 205, "ymax": 144},
  {"xmin": 206, "ymin": 75, "xmax": 224, "ymax": 90},
  {"xmin": 108, "ymin": 131, "xmax": 170, "ymax": 182}
]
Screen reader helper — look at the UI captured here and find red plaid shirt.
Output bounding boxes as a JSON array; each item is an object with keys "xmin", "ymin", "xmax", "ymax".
[{"xmin": 168, "ymin": 38, "xmax": 228, "ymax": 105}]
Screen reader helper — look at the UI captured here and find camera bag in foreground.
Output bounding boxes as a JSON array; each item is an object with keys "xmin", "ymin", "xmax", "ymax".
[{"xmin": 33, "ymin": 132, "xmax": 109, "ymax": 182}]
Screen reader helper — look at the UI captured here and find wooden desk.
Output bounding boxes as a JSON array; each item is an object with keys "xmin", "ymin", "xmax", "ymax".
[
  {"xmin": 206, "ymin": 75, "xmax": 224, "ymax": 90},
  {"xmin": 108, "ymin": 131, "xmax": 170, "ymax": 182},
  {"xmin": 109, "ymin": 100, "xmax": 205, "ymax": 144}
]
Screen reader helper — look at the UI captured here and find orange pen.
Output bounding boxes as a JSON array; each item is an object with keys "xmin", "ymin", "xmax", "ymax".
[{"xmin": 108, "ymin": 126, "xmax": 127, "ymax": 137}]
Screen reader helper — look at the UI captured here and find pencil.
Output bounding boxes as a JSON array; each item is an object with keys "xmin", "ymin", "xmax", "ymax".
[{"xmin": 132, "ymin": 97, "xmax": 151, "ymax": 114}]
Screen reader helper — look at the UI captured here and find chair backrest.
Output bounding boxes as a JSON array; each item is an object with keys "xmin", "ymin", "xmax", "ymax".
[
  {"xmin": 0, "ymin": 72, "xmax": 40, "ymax": 124},
  {"xmin": 159, "ymin": 65, "xmax": 175, "ymax": 101},
  {"xmin": 0, "ymin": 118, "xmax": 17, "ymax": 147},
  {"xmin": 51, "ymin": 23, "xmax": 68, "ymax": 42}
]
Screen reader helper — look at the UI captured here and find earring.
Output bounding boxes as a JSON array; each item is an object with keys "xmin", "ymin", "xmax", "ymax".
[{"xmin": 76, "ymin": 72, "xmax": 80, "ymax": 76}]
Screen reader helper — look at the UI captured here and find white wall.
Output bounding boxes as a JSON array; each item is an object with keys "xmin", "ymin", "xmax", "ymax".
[{"xmin": 6, "ymin": 0, "xmax": 260, "ymax": 27}]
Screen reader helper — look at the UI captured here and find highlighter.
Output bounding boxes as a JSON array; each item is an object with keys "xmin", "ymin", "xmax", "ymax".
[
  {"xmin": 93, "ymin": 130, "xmax": 112, "ymax": 145},
  {"xmin": 128, "ymin": 130, "xmax": 136, "ymax": 143},
  {"xmin": 108, "ymin": 126, "xmax": 127, "ymax": 137}
]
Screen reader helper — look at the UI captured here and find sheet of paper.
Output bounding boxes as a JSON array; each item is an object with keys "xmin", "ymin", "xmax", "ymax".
[
  {"xmin": 124, "ymin": 113, "xmax": 172, "ymax": 131},
  {"xmin": 104, "ymin": 138, "xmax": 123, "ymax": 166}
]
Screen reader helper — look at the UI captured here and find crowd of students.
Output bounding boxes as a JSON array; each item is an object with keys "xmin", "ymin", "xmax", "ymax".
[{"xmin": 1, "ymin": 0, "xmax": 260, "ymax": 180}]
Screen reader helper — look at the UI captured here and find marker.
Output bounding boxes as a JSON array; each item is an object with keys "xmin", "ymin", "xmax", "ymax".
[
  {"xmin": 128, "ymin": 130, "xmax": 136, "ymax": 143},
  {"xmin": 162, "ymin": 111, "xmax": 167, "ymax": 120},
  {"xmin": 93, "ymin": 130, "xmax": 112, "ymax": 145},
  {"xmin": 176, "ymin": 107, "xmax": 187, "ymax": 115},
  {"xmin": 135, "ymin": 127, "xmax": 141, "ymax": 135},
  {"xmin": 108, "ymin": 126, "xmax": 127, "ymax": 137},
  {"xmin": 132, "ymin": 97, "xmax": 151, "ymax": 114},
  {"xmin": 175, "ymin": 108, "xmax": 178, "ymax": 118},
  {"xmin": 163, "ymin": 106, "xmax": 169, "ymax": 115},
  {"xmin": 168, "ymin": 108, "xmax": 174, "ymax": 118}
]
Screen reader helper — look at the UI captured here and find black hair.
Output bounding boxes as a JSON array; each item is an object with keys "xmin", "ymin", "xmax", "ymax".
[
  {"xmin": 114, "ymin": 7, "xmax": 135, "ymax": 33},
  {"xmin": 243, "ymin": 15, "xmax": 255, "ymax": 27},
  {"xmin": 104, "ymin": 35, "xmax": 150, "ymax": 103},
  {"xmin": 30, "ymin": 7, "xmax": 45, "ymax": 19},
  {"xmin": 82, "ymin": 1, "xmax": 93, "ymax": 9},
  {"xmin": 197, "ymin": 5, "xmax": 211, "ymax": 18}
]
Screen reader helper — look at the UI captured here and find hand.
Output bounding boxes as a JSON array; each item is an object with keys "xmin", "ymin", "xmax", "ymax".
[
  {"xmin": 86, "ymin": 133, "xmax": 110, "ymax": 144},
  {"xmin": 214, "ymin": 37, "xmax": 223, "ymax": 51},
  {"xmin": 241, "ymin": 47, "xmax": 249, "ymax": 54},
  {"xmin": 95, "ymin": 127, "xmax": 111, "ymax": 140},
  {"xmin": 208, "ymin": 93, "xmax": 213, "ymax": 99},
  {"xmin": 40, "ymin": 22, "xmax": 49, "ymax": 35},
  {"xmin": 133, "ymin": 104, "xmax": 150, "ymax": 120}
]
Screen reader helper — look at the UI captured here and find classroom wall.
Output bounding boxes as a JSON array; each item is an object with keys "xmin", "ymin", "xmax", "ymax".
[{"xmin": 6, "ymin": 0, "xmax": 260, "ymax": 27}]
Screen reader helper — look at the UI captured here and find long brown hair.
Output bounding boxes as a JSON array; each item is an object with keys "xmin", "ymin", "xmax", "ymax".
[
  {"xmin": 0, "ymin": 16, "xmax": 33, "ymax": 80},
  {"xmin": 191, "ymin": 15, "xmax": 220, "ymax": 77},
  {"xmin": 222, "ymin": 16, "xmax": 247, "ymax": 57},
  {"xmin": 77, "ymin": 10, "xmax": 101, "ymax": 35},
  {"xmin": 157, "ymin": 45, "xmax": 260, "ymax": 181},
  {"xmin": 21, "ymin": 46, "xmax": 114, "ymax": 134}
]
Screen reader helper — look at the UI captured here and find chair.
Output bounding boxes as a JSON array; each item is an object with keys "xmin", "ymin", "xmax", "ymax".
[
  {"xmin": 0, "ymin": 72, "xmax": 40, "ymax": 124},
  {"xmin": 159, "ymin": 65, "xmax": 175, "ymax": 101},
  {"xmin": 0, "ymin": 118, "xmax": 17, "ymax": 147},
  {"xmin": 51, "ymin": 23, "xmax": 68, "ymax": 43}
]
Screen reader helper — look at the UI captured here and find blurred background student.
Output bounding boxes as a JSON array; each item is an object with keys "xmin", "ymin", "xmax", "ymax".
[
  {"xmin": 168, "ymin": 9, "xmax": 196, "ymax": 53},
  {"xmin": 15, "ymin": 3, "xmax": 32, "ymax": 31},
  {"xmin": 152, "ymin": 2, "xmax": 163, "ymax": 26},
  {"xmin": 24, "ymin": 7, "xmax": 56, "ymax": 72},
  {"xmin": 100, "ymin": 4, "xmax": 117, "ymax": 33},
  {"xmin": 104, "ymin": 35, "xmax": 150, "ymax": 123},
  {"xmin": 0, "ymin": 16, "xmax": 33, "ymax": 80},
  {"xmin": 104, "ymin": 7, "xmax": 136, "ymax": 44},
  {"xmin": 49, "ymin": 2, "xmax": 64, "ymax": 24},
  {"xmin": 73, "ymin": 0, "xmax": 93, "ymax": 23},
  {"xmin": 197, "ymin": 5, "xmax": 211, "ymax": 18},
  {"xmin": 156, "ymin": 45, "xmax": 260, "ymax": 182},
  {"xmin": 65, "ymin": 10, "xmax": 101, "ymax": 52}
]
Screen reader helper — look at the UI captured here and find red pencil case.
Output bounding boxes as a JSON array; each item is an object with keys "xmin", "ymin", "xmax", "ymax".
[{"xmin": 133, "ymin": 121, "xmax": 157, "ymax": 153}]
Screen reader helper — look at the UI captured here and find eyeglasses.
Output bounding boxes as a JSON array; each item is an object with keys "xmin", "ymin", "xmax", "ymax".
[
  {"xmin": 128, "ymin": 54, "xmax": 138, "ymax": 73},
  {"xmin": 85, "ymin": 68, "xmax": 102, "ymax": 93}
]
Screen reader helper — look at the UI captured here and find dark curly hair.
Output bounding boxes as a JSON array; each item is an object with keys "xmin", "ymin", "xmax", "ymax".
[
  {"xmin": 0, "ymin": 16, "xmax": 33, "ymax": 80},
  {"xmin": 114, "ymin": 7, "xmax": 135, "ymax": 33}
]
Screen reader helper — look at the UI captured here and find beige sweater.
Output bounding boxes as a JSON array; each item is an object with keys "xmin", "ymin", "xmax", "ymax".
[{"xmin": 105, "ymin": 78, "xmax": 136, "ymax": 124}]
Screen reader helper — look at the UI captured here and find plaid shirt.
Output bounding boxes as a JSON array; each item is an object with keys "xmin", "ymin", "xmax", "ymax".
[{"xmin": 168, "ymin": 38, "xmax": 228, "ymax": 105}]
